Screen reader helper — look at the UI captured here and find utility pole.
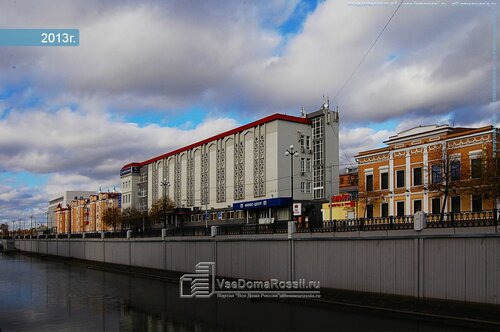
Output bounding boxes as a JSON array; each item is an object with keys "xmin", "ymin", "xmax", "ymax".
[
  {"xmin": 329, "ymin": 164, "xmax": 333, "ymax": 224},
  {"xmin": 160, "ymin": 179, "xmax": 170, "ymax": 229},
  {"xmin": 285, "ymin": 145, "xmax": 299, "ymax": 221}
]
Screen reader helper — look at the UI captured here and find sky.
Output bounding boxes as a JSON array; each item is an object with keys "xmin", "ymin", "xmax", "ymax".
[{"xmin": 0, "ymin": 0, "xmax": 498, "ymax": 226}]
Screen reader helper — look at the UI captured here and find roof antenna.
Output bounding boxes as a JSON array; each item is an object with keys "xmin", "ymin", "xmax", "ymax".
[{"xmin": 452, "ymin": 113, "xmax": 456, "ymax": 127}]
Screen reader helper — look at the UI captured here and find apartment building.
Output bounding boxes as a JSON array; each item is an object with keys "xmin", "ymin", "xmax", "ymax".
[{"xmin": 55, "ymin": 191, "xmax": 121, "ymax": 233}]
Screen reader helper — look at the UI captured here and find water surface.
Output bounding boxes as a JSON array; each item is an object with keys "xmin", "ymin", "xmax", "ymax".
[{"xmin": 0, "ymin": 254, "xmax": 479, "ymax": 331}]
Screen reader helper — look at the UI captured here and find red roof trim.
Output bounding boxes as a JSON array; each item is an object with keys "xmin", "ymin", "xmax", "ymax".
[{"xmin": 121, "ymin": 113, "xmax": 310, "ymax": 170}]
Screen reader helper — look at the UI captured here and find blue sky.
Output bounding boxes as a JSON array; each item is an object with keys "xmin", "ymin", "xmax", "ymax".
[{"xmin": 0, "ymin": 0, "xmax": 497, "ymax": 226}]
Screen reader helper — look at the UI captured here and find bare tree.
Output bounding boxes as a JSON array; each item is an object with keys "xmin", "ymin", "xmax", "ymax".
[
  {"xmin": 428, "ymin": 143, "xmax": 499, "ymax": 221},
  {"xmin": 102, "ymin": 206, "xmax": 122, "ymax": 232},
  {"xmin": 357, "ymin": 191, "xmax": 384, "ymax": 218},
  {"xmin": 121, "ymin": 207, "xmax": 143, "ymax": 230},
  {"xmin": 459, "ymin": 148, "xmax": 500, "ymax": 206},
  {"xmin": 149, "ymin": 197, "xmax": 176, "ymax": 228},
  {"xmin": 0, "ymin": 223, "xmax": 8, "ymax": 236}
]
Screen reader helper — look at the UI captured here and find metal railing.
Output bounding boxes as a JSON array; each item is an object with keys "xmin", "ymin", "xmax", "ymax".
[{"xmin": 14, "ymin": 209, "xmax": 498, "ymax": 239}]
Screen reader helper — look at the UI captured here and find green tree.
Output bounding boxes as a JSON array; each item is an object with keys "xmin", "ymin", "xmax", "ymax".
[{"xmin": 102, "ymin": 206, "xmax": 122, "ymax": 232}]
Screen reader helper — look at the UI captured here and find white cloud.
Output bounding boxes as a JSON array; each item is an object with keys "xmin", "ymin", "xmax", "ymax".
[
  {"xmin": 0, "ymin": 107, "xmax": 239, "ymax": 174},
  {"xmin": 223, "ymin": 1, "xmax": 496, "ymax": 122},
  {"xmin": 0, "ymin": 107, "xmax": 239, "ymax": 223},
  {"xmin": 0, "ymin": 0, "xmax": 496, "ymax": 219},
  {"xmin": 339, "ymin": 126, "xmax": 394, "ymax": 164}
]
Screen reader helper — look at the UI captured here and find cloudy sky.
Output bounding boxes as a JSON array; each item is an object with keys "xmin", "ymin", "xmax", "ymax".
[{"xmin": 0, "ymin": 0, "xmax": 498, "ymax": 226}]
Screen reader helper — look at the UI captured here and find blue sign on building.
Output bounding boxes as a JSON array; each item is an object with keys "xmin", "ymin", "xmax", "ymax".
[{"xmin": 233, "ymin": 197, "xmax": 292, "ymax": 210}]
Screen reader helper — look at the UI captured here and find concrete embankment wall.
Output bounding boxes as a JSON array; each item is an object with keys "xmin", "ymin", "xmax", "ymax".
[{"xmin": 15, "ymin": 227, "xmax": 500, "ymax": 306}]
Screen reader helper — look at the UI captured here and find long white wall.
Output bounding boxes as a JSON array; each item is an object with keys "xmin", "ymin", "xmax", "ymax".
[{"xmin": 16, "ymin": 228, "xmax": 500, "ymax": 306}]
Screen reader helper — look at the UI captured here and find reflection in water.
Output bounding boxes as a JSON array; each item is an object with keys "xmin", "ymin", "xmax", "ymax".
[{"xmin": 0, "ymin": 254, "xmax": 475, "ymax": 331}]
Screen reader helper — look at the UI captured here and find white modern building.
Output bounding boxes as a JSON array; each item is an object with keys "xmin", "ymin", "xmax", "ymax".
[
  {"xmin": 48, "ymin": 190, "xmax": 96, "ymax": 232},
  {"xmin": 120, "ymin": 106, "xmax": 340, "ymax": 227}
]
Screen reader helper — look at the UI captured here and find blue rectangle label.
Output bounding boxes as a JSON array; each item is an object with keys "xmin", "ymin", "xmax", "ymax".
[{"xmin": 0, "ymin": 29, "xmax": 79, "ymax": 46}]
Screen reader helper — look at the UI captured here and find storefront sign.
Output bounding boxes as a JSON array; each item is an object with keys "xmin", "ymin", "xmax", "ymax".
[
  {"xmin": 293, "ymin": 203, "xmax": 302, "ymax": 216},
  {"xmin": 233, "ymin": 197, "xmax": 292, "ymax": 210}
]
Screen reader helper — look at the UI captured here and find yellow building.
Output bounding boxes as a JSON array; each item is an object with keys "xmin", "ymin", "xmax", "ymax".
[
  {"xmin": 356, "ymin": 125, "xmax": 499, "ymax": 218},
  {"xmin": 321, "ymin": 193, "xmax": 358, "ymax": 221},
  {"xmin": 55, "ymin": 192, "xmax": 121, "ymax": 234}
]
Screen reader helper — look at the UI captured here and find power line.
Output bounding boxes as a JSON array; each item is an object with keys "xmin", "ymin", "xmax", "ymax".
[{"xmin": 331, "ymin": 0, "xmax": 405, "ymax": 103}]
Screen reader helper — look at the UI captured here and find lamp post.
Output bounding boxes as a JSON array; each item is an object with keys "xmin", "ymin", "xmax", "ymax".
[
  {"xmin": 285, "ymin": 145, "xmax": 299, "ymax": 221},
  {"xmin": 46, "ymin": 212, "xmax": 49, "ymax": 234},
  {"xmin": 160, "ymin": 178, "xmax": 170, "ymax": 229}
]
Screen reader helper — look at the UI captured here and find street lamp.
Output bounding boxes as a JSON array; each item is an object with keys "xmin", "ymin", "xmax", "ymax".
[
  {"xmin": 285, "ymin": 144, "xmax": 299, "ymax": 221},
  {"xmin": 160, "ymin": 178, "xmax": 170, "ymax": 229}
]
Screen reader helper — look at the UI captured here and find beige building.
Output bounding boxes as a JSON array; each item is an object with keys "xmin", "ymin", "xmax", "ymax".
[{"xmin": 356, "ymin": 125, "xmax": 499, "ymax": 218}]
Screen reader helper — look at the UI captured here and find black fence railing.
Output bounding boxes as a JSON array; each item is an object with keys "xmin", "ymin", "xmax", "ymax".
[
  {"xmin": 426, "ymin": 210, "xmax": 497, "ymax": 228},
  {"xmin": 12, "ymin": 209, "xmax": 498, "ymax": 239}
]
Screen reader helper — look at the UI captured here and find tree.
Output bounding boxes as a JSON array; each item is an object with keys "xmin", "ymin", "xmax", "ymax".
[
  {"xmin": 121, "ymin": 207, "xmax": 146, "ymax": 231},
  {"xmin": 149, "ymin": 197, "xmax": 176, "ymax": 228},
  {"xmin": 102, "ymin": 206, "xmax": 122, "ymax": 232},
  {"xmin": 459, "ymin": 148, "xmax": 500, "ymax": 208},
  {"xmin": 428, "ymin": 142, "xmax": 499, "ymax": 221},
  {"xmin": 357, "ymin": 191, "xmax": 384, "ymax": 219},
  {"xmin": 0, "ymin": 223, "xmax": 8, "ymax": 236}
]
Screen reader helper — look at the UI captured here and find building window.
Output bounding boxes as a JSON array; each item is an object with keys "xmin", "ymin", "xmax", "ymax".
[
  {"xmin": 300, "ymin": 158, "xmax": 311, "ymax": 173},
  {"xmin": 413, "ymin": 167, "xmax": 422, "ymax": 186},
  {"xmin": 472, "ymin": 195, "xmax": 482, "ymax": 212},
  {"xmin": 431, "ymin": 198, "xmax": 441, "ymax": 214},
  {"xmin": 300, "ymin": 135, "xmax": 311, "ymax": 150},
  {"xmin": 413, "ymin": 200, "xmax": 422, "ymax": 213},
  {"xmin": 450, "ymin": 161, "xmax": 461, "ymax": 181},
  {"xmin": 366, "ymin": 204, "xmax": 373, "ymax": 219},
  {"xmin": 381, "ymin": 203, "xmax": 389, "ymax": 217},
  {"xmin": 380, "ymin": 172, "xmax": 388, "ymax": 190},
  {"xmin": 431, "ymin": 165, "xmax": 441, "ymax": 184},
  {"xmin": 471, "ymin": 158, "xmax": 482, "ymax": 179},
  {"xmin": 451, "ymin": 196, "xmax": 461, "ymax": 213},
  {"xmin": 300, "ymin": 181, "xmax": 312, "ymax": 193},
  {"xmin": 365, "ymin": 174, "xmax": 373, "ymax": 192},
  {"xmin": 312, "ymin": 117, "xmax": 323, "ymax": 140},
  {"xmin": 396, "ymin": 170, "xmax": 405, "ymax": 188},
  {"xmin": 312, "ymin": 116, "xmax": 324, "ymax": 200},
  {"xmin": 139, "ymin": 171, "xmax": 147, "ymax": 183},
  {"xmin": 396, "ymin": 201, "xmax": 405, "ymax": 217}
]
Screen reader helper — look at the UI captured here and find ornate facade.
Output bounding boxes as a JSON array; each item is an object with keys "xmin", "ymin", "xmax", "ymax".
[
  {"xmin": 120, "ymin": 110, "xmax": 340, "ymax": 226},
  {"xmin": 356, "ymin": 125, "xmax": 500, "ymax": 218}
]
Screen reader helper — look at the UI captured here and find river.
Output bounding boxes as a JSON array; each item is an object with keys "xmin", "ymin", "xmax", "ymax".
[{"xmin": 0, "ymin": 253, "xmax": 482, "ymax": 331}]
